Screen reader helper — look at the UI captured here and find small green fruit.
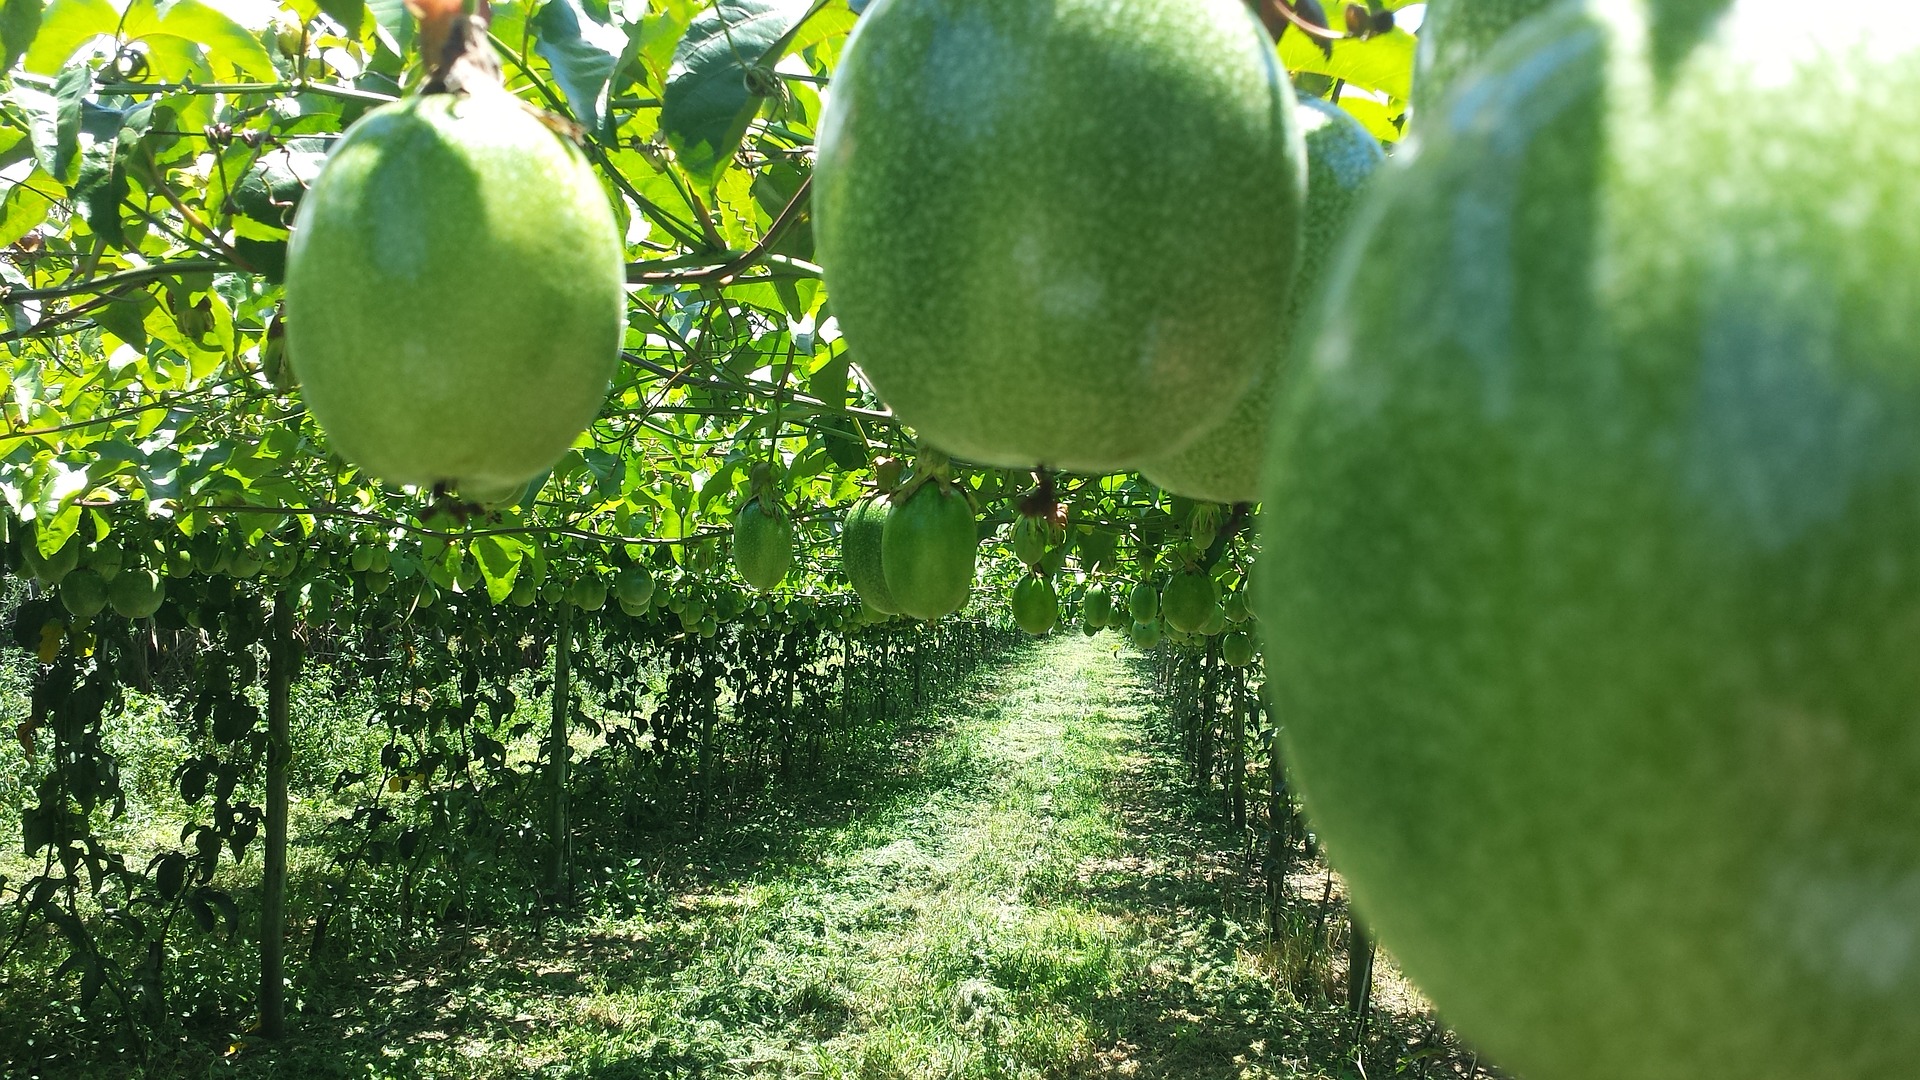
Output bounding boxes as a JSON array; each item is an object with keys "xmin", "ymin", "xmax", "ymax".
[
  {"xmin": 1129, "ymin": 620, "xmax": 1161, "ymax": 649},
  {"xmin": 567, "ymin": 576, "xmax": 607, "ymax": 612},
  {"xmin": 615, "ymin": 565, "xmax": 655, "ymax": 610},
  {"xmin": 732, "ymin": 498, "xmax": 794, "ymax": 593},
  {"xmin": 882, "ymin": 483, "xmax": 977, "ymax": 621},
  {"xmin": 1010, "ymin": 574, "xmax": 1058, "ymax": 636},
  {"xmin": 1222, "ymin": 631, "xmax": 1254, "ymax": 668},
  {"xmin": 842, "ymin": 495, "xmax": 898, "ymax": 614},
  {"xmin": 60, "ymin": 570, "xmax": 108, "ymax": 620},
  {"xmin": 1263, "ymin": 6, "xmax": 1920, "ymax": 1079},
  {"xmin": 109, "ymin": 568, "xmax": 166, "ymax": 619},
  {"xmin": 1082, "ymin": 584, "xmax": 1113, "ymax": 627},
  {"xmin": 1128, "ymin": 582, "xmax": 1159, "ymax": 624},
  {"xmin": 1160, "ymin": 571, "xmax": 1217, "ymax": 634},
  {"xmin": 1141, "ymin": 95, "xmax": 1382, "ymax": 504}
]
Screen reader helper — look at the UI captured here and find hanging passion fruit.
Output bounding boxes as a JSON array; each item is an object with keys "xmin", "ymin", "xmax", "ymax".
[
  {"xmin": 815, "ymin": 0, "xmax": 1306, "ymax": 471},
  {"xmin": 842, "ymin": 495, "xmax": 899, "ymax": 615},
  {"xmin": 284, "ymin": 23, "xmax": 623, "ymax": 495},
  {"xmin": 882, "ymin": 480, "xmax": 977, "ymax": 621}
]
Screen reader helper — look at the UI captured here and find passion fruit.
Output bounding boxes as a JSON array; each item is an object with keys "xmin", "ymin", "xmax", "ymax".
[
  {"xmin": 1160, "ymin": 570, "xmax": 1217, "ymax": 634},
  {"xmin": 1129, "ymin": 581, "xmax": 1159, "ymax": 624},
  {"xmin": 732, "ymin": 497, "xmax": 793, "ymax": 593},
  {"xmin": 842, "ymin": 495, "xmax": 898, "ymax": 615},
  {"xmin": 285, "ymin": 85, "xmax": 624, "ymax": 493},
  {"xmin": 1141, "ymin": 96, "xmax": 1383, "ymax": 504},
  {"xmin": 109, "ymin": 567, "xmax": 166, "ymax": 619},
  {"xmin": 1082, "ymin": 584, "xmax": 1113, "ymax": 628},
  {"xmin": 882, "ymin": 482, "xmax": 977, "ymax": 621},
  {"xmin": 59, "ymin": 570, "xmax": 108, "ymax": 620},
  {"xmin": 1010, "ymin": 574, "xmax": 1059, "ymax": 636},
  {"xmin": 815, "ymin": 0, "xmax": 1306, "ymax": 471},
  {"xmin": 615, "ymin": 564, "xmax": 655, "ymax": 610}
]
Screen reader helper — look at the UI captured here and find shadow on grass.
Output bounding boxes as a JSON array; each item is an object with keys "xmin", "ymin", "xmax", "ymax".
[{"xmin": 1033, "ymin": 651, "xmax": 1492, "ymax": 1080}]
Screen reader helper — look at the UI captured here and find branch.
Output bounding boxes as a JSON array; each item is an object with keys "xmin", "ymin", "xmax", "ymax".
[
  {"xmin": 0, "ymin": 260, "xmax": 231, "ymax": 304},
  {"xmin": 627, "ymin": 176, "xmax": 813, "ymax": 286}
]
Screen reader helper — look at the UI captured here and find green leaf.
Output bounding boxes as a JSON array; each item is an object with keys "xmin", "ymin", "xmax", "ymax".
[
  {"xmin": 470, "ymin": 534, "xmax": 529, "ymax": 603},
  {"xmin": 156, "ymin": 0, "xmax": 278, "ymax": 80},
  {"xmin": 20, "ymin": 0, "xmax": 108, "ymax": 74},
  {"xmin": 14, "ymin": 60, "xmax": 89, "ymax": 183},
  {"xmin": 1281, "ymin": 26, "xmax": 1415, "ymax": 104},
  {"xmin": 532, "ymin": 0, "xmax": 627, "ymax": 134},
  {"xmin": 1, "ymin": 0, "xmax": 44, "ymax": 72},
  {"xmin": 661, "ymin": 0, "xmax": 815, "ymax": 188},
  {"xmin": 0, "ymin": 166, "xmax": 56, "ymax": 248}
]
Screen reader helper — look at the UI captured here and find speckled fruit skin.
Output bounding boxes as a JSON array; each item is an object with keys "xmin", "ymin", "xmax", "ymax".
[
  {"xmin": 1408, "ymin": 0, "xmax": 1559, "ymax": 123},
  {"xmin": 814, "ymin": 0, "xmax": 1306, "ymax": 472},
  {"xmin": 882, "ymin": 484, "xmax": 977, "ymax": 621},
  {"xmin": 1261, "ymin": 5, "xmax": 1920, "ymax": 1079},
  {"xmin": 1010, "ymin": 574, "xmax": 1058, "ymax": 635},
  {"xmin": 1159, "ymin": 570, "xmax": 1216, "ymax": 634},
  {"xmin": 1142, "ymin": 95, "xmax": 1381, "ymax": 504},
  {"xmin": 286, "ymin": 88, "xmax": 623, "ymax": 493},
  {"xmin": 732, "ymin": 500, "xmax": 793, "ymax": 592},
  {"xmin": 842, "ymin": 496, "xmax": 899, "ymax": 614}
]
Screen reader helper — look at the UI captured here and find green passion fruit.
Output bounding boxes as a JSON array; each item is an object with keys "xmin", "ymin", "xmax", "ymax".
[
  {"xmin": 109, "ymin": 568, "xmax": 166, "ymax": 619},
  {"xmin": 1141, "ymin": 95, "xmax": 1382, "ymax": 504},
  {"xmin": 1129, "ymin": 620, "xmax": 1161, "ymax": 650},
  {"xmin": 1160, "ymin": 570, "xmax": 1217, "ymax": 635},
  {"xmin": 1261, "ymin": 5, "xmax": 1920, "ymax": 1079},
  {"xmin": 1408, "ymin": 0, "xmax": 1559, "ymax": 124},
  {"xmin": 615, "ymin": 564, "xmax": 655, "ymax": 610},
  {"xmin": 59, "ymin": 570, "xmax": 108, "ymax": 620},
  {"xmin": 732, "ymin": 498, "xmax": 794, "ymax": 593},
  {"xmin": 1010, "ymin": 574, "xmax": 1058, "ymax": 636},
  {"xmin": 842, "ymin": 496, "xmax": 898, "ymax": 615},
  {"xmin": 881, "ymin": 482, "xmax": 977, "ymax": 621},
  {"xmin": 285, "ymin": 86, "xmax": 623, "ymax": 493},
  {"xmin": 1082, "ymin": 584, "xmax": 1113, "ymax": 627},
  {"xmin": 814, "ymin": 0, "xmax": 1306, "ymax": 471},
  {"xmin": 1128, "ymin": 582, "xmax": 1159, "ymax": 624}
]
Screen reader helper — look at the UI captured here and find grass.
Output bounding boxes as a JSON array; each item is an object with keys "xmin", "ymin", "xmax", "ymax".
[{"xmin": 7, "ymin": 634, "xmax": 1485, "ymax": 1079}]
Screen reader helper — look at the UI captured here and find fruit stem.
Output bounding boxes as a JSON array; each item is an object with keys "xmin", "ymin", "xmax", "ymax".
[{"xmin": 407, "ymin": 0, "xmax": 503, "ymax": 95}]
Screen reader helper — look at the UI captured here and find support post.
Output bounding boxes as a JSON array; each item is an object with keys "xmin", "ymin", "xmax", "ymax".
[
  {"xmin": 260, "ymin": 591, "xmax": 293, "ymax": 1038},
  {"xmin": 548, "ymin": 603, "xmax": 574, "ymax": 905}
]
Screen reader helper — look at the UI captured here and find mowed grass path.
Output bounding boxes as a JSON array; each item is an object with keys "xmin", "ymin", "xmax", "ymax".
[{"xmin": 232, "ymin": 635, "xmax": 1435, "ymax": 1080}]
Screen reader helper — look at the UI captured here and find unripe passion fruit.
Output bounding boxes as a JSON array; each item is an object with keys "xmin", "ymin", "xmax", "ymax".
[
  {"xmin": 1141, "ymin": 95, "xmax": 1383, "ymax": 504},
  {"xmin": 842, "ymin": 496, "xmax": 898, "ymax": 615},
  {"xmin": 60, "ymin": 570, "xmax": 108, "ymax": 620},
  {"xmin": 815, "ymin": 0, "xmax": 1306, "ymax": 471},
  {"xmin": 109, "ymin": 568, "xmax": 166, "ymax": 619},
  {"xmin": 615, "ymin": 564, "xmax": 655, "ymax": 609},
  {"xmin": 1129, "ymin": 582, "xmax": 1159, "ymax": 624},
  {"xmin": 1160, "ymin": 570, "xmax": 1217, "ymax": 634},
  {"xmin": 732, "ymin": 498, "xmax": 794, "ymax": 593},
  {"xmin": 1082, "ymin": 584, "xmax": 1113, "ymax": 627},
  {"xmin": 882, "ymin": 483, "xmax": 977, "ymax": 621},
  {"xmin": 1263, "ymin": 6, "xmax": 1920, "ymax": 1078},
  {"xmin": 1010, "ymin": 574, "xmax": 1058, "ymax": 636},
  {"xmin": 285, "ymin": 87, "xmax": 623, "ymax": 494}
]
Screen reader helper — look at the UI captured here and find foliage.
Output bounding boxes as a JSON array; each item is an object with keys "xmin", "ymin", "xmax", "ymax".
[{"xmin": 0, "ymin": 0, "xmax": 1422, "ymax": 1066}]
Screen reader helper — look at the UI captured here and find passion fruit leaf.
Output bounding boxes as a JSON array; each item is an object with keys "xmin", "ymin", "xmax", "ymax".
[
  {"xmin": 20, "ymin": 0, "xmax": 109, "ymax": 75},
  {"xmin": 661, "ymin": 0, "xmax": 818, "ymax": 188},
  {"xmin": 0, "ymin": 0, "xmax": 41, "ymax": 71},
  {"xmin": 532, "ymin": 0, "xmax": 628, "ymax": 134},
  {"xmin": 14, "ymin": 60, "xmax": 87, "ymax": 183}
]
